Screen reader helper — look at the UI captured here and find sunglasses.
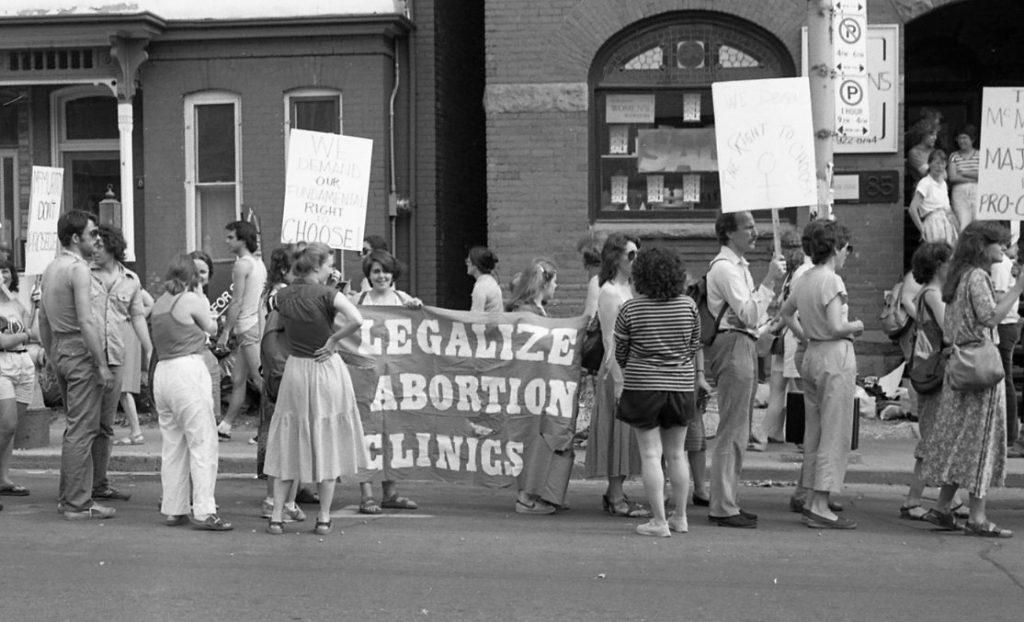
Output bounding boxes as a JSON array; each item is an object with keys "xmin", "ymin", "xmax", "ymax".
[{"xmin": 626, "ymin": 250, "xmax": 637, "ymax": 261}]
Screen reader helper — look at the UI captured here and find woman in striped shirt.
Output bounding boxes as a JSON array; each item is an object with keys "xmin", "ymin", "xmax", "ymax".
[
  {"xmin": 614, "ymin": 247, "xmax": 708, "ymax": 537},
  {"xmin": 948, "ymin": 124, "xmax": 979, "ymax": 233}
]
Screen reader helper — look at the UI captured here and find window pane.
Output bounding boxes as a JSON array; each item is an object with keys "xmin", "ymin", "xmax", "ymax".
[
  {"xmin": 196, "ymin": 104, "xmax": 236, "ymax": 183},
  {"xmin": 197, "ymin": 185, "xmax": 236, "ymax": 261},
  {"xmin": 65, "ymin": 96, "xmax": 117, "ymax": 140},
  {"xmin": 1, "ymin": 157, "xmax": 13, "ymax": 254},
  {"xmin": 292, "ymin": 98, "xmax": 340, "ymax": 134},
  {"xmin": 0, "ymin": 105, "xmax": 16, "ymax": 145}
]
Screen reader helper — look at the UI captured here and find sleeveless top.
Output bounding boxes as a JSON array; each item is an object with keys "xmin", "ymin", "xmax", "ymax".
[
  {"xmin": 40, "ymin": 251, "xmax": 86, "ymax": 335},
  {"xmin": 912, "ymin": 285, "xmax": 943, "ymax": 365},
  {"xmin": 151, "ymin": 293, "xmax": 208, "ymax": 360},
  {"xmin": 235, "ymin": 255, "xmax": 267, "ymax": 332}
]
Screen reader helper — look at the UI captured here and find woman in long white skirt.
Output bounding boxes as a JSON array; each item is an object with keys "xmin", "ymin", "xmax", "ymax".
[{"xmin": 264, "ymin": 243, "xmax": 368, "ymax": 536}]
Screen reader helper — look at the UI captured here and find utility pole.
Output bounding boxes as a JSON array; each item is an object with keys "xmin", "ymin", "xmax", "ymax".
[{"xmin": 807, "ymin": 0, "xmax": 835, "ymax": 220}]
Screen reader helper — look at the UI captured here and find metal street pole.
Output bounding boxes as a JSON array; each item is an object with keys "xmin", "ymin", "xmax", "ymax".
[{"xmin": 807, "ymin": 0, "xmax": 835, "ymax": 220}]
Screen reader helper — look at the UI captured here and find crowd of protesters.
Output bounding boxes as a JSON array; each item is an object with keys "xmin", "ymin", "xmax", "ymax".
[{"xmin": 2, "ymin": 203, "xmax": 1022, "ymax": 541}]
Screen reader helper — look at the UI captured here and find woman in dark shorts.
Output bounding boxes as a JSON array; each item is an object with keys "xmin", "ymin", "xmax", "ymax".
[{"xmin": 614, "ymin": 247, "xmax": 707, "ymax": 537}]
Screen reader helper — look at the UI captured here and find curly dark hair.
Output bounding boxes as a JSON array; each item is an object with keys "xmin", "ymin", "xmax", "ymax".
[
  {"xmin": 802, "ymin": 219, "xmax": 851, "ymax": 265},
  {"xmin": 911, "ymin": 241, "xmax": 953, "ymax": 285},
  {"xmin": 95, "ymin": 224, "xmax": 127, "ymax": 263},
  {"xmin": 0, "ymin": 259, "xmax": 19, "ymax": 293},
  {"xmin": 631, "ymin": 247, "xmax": 686, "ymax": 301},
  {"xmin": 362, "ymin": 248, "xmax": 404, "ymax": 280},
  {"xmin": 467, "ymin": 246, "xmax": 498, "ymax": 274}
]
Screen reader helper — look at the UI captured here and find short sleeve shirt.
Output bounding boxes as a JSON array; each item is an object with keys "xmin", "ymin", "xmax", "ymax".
[
  {"xmin": 788, "ymin": 266, "xmax": 848, "ymax": 341},
  {"xmin": 915, "ymin": 175, "xmax": 951, "ymax": 217},
  {"xmin": 91, "ymin": 264, "xmax": 146, "ymax": 366}
]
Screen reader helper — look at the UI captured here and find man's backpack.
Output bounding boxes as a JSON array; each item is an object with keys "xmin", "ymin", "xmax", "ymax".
[
  {"xmin": 879, "ymin": 277, "xmax": 912, "ymax": 340},
  {"xmin": 688, "ymin": 258, "xmax": 729, "ymax": 347}
]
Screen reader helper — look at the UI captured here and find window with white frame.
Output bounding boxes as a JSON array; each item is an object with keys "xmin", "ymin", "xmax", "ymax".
[{"xmin": 184, "ymin": 91, "xmax": 241, "ymax": 257}]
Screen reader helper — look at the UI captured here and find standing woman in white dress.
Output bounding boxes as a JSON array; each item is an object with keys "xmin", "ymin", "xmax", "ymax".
[
  {"xmin": 909, "ymin": 149, "xmax": 958, "ymax": 247},
  {"xmin": 948, "ymin": 124, "xmax": 979, "ymax": 232},
  {"xmin": 264, "ymin": 243, "xmax": 368, "ymax": 536},
  {"xmin": 466, "ymin": 246, "xmax": 503, "ymax": 312}
]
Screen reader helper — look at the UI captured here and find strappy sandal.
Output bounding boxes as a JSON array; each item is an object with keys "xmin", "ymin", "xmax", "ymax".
[
  {"xmin": 380, "ymin": 495, "xmax": 418, "ymax": 510},
  {"xmin": 964, "ymin": 520, "xmax": 1013, "ymax": 538},
  {"xmin": 923, "ymin": 508, "xmax": 966, "ymax": 531},
  {"xmin": 899, "ymin": 504, "xmax": 929, "ymax": 521},
  {"xmin": 314, "ymin": 519, "xmax": 333, "ymax": 535},
  {"xmin": 602, "ymin": 494, "xmax": 652, "ymax": 518},
  {"xmin": 949, "ymin": 503, "xmax": 971, "ymax": 519},
  {"xmin": 358, "ymin": 497, "xmax": 383, "ymax": 515},
  {"xmin": 266, "ymin": 520, "xmax": 284, "ymax": 535}
]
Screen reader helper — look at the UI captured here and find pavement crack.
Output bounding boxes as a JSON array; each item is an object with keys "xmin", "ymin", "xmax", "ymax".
[{"xmin": 979, "ymin": 545, "xmax": 1024, "ymax": 592}]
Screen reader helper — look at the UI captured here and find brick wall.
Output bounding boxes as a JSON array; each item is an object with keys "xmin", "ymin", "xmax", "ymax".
[{"xmin": 485, "ymin": 0, "xmax": 911, "ymax": 334}]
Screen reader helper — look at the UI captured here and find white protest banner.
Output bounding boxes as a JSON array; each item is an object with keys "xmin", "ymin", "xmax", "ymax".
[
  {"xmin": 977, "ymin": 87, "xmax": 1024, "ymax": 220},
  {"xmin": 25, "ymin": 166, "xmax": 64, "ymax": 276},
  {"xmin": 281, "ymin": 129, "xmax": 373, "ymax": 251},
  {"xmin": 712, "ymin": 78, "xmax": 817, "ymax": 213}
]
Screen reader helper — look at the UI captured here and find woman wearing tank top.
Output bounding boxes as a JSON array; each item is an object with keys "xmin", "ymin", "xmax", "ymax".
[
  {"xmin": 264, "ymin": 243, "xmax": 368, "ymax": 536},
  {"xmin": 151, "ymin": 254, "xmax": 231, "ymax": 531}
]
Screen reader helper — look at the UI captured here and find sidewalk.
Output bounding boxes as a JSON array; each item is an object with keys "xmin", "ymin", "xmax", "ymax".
[{"xmin": 15, "ymin": 412, "xmax": 1024, "ymax": 487}]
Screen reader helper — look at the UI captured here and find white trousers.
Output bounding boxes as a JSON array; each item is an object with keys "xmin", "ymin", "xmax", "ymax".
[{"xmin": 155, "ymin": 355, "xmax": 219, "ymax": 519}]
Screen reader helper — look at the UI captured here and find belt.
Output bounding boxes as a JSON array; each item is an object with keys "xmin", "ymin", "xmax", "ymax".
[
  {"xmin": 2, "ymin": 349, "xmax": 27, "ymax": 353},
  {"xmin": 807, "ymin": 337, "xmax": 854, "ymax": 344},
  {"xmin": 718, "ymin": 328, "xmax": 756, "ymax": 341}
]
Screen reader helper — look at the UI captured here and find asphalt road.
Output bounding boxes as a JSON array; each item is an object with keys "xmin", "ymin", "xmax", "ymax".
[{"xmin": 3, "ymin": 472, "xmax": 1024, "ymax": 621}]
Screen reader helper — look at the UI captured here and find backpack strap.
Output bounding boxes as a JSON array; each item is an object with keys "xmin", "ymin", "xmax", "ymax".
[
  {"xmin": 707, "ymin": 256, "xmax": 732, "ymax": 330},
  {"xmin": 357, "ymin": 290, "xmax": 369, "ymax": 305}
]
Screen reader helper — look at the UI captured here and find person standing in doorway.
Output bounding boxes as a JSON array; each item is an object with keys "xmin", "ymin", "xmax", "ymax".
[
  {"xmin": 39, "ymin": 209, "xmax": 117, "ymax": 520},
  {"xmin": 216, "ymin": 220, "xmax": 267, "ymax": 441},
  {"xmin": 705, "ymin": 211, "xmax": 784, "ymax": 528},
  {"xmin": 90, "ymin": 225, "xmax": 152, "ymax": 499}
]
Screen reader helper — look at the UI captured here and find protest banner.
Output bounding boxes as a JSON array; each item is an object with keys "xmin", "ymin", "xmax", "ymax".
[
  {"xmin": 24, "ymin": 166, "xmax": 64, "ymax": 276},
  {"xmin": 712, "ymin": 78, "xmax": 817, "ymax": 214},
  {"xmin": 977, "ymin": 87, "xmax": 1024, "ymax": 220},
  {"xmin": 339, "ymin": 306, "xmax": 587, "ymax": 491},
  {"xmin": 281, "ymin": 129, "xmax": 373, "ymax": 252}
]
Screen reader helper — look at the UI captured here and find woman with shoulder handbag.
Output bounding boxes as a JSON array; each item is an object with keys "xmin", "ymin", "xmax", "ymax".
[{"xmin": 921, "ymin": 222, "xmax": 1024, "ymax": 538}]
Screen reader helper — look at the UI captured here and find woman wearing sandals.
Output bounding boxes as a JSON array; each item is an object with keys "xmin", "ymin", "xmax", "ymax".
[
  {"xmin": 354, "ymin": 249, "xmax": 423, "ymax": 515},
  {"xmin": 583, "ymin": 233, "xmax": 649, "ymax": 519},
  {"xmin": 264, "ymin": 243, "xmax": 368, "ymax": 535},
  {"xmin": 780, "ymin": 220, "xmax": 861, "ymax": 530},
  {"xmin": 152, "ymin": 254, "xmax": 231, "ymax": 531},
  {"xmin": 920, "ymin": 221, "xmax": 1024, "ymax": 538},
  {"xmin": 614, "ymin": 247, "xmax": 705, "ymax": 537}
]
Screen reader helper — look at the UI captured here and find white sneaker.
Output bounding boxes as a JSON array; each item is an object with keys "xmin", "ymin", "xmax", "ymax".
[{"xmin": 636, "ymin": 520, "xmax": 671, "ymax": 537}]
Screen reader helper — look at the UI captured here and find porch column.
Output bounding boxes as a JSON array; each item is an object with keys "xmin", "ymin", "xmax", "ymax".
[{"xmin": 118, "ymin": 101, "xmax": 135, "ymax": 261}]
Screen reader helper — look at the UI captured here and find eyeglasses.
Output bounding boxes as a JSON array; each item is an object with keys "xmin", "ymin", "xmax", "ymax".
[{"xmin": 626, "ymin": 250, "xmax": 637, "ymax": 261}]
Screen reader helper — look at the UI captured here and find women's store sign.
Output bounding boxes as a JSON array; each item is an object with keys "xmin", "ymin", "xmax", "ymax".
[
  {"xmin": 977, "ymin": 87, "xmax": 1024, "ymax": 220},
  {"xmin": 281, "ymin": 129, "xmax": 373, "ymax": 251},
  {"xmin": 340, "ymin": 306, "xmax": 586, "ymax": 486}
]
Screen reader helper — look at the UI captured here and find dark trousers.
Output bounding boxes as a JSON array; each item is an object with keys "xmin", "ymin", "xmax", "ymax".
[{"xmin": 998, "ymin": 322, "xmax": 1021, "ymax": 446}]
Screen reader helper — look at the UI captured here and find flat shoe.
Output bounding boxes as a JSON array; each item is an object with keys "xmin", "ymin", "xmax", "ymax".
[
  {"xmin": 164, "ymin": 514, "xmax": 189, "ymax": 527},
  {"xmin": 0, "ymin": 484, "xmax": 29, "ymax": 496},
  {"xmin": 923, "ymin": 508, "xmax": 965, "ymax": 532},
  {"xmin": 802, "ymin": 509, "xmax": 857, "ymax": 529},
  {"xmin": 668, "ymin": 517, "xmax": 689, "ymax": 533},
  {"xmin": 636, "ymin": 521, "xmax": 671, "ymax": 537},
  {"xmin": 899, "ymin": 504, "xmax": 929, "ymax": 521},
  {"xmin": 358, "ymin": 497, "xmax": 383, "ymax": 515},
  {"xmin": 191, "ymin": 514, "xmax": 233, "ymax": 531},
  {"xmin": 708, "ymin": 513, "xmax": 757, "ymax": 528},
  {"xmin": 789, "ymin": 497, "xmax": 843, "ymax": 513},
  {"xmin": 691, "ymin": 494, "xmax": 710, "ymax": 507},
  {"xmin": 380, "ymin": 495, "xmax": 418, "ymax": 510},
  {"xmin": 266, "ymin": 520, "xmax": 284, "ymax": 535},
  {"xmin": 515, "ymin": 499, "xmax": 556, "ymax": 515},
  {"xmin": 964, "ymin": 520, "xmax": 1013, "ymax": 538},
  {"xmin": 113, "ymin": 434, "xmax": 145, "ymax": 446},
  {"xmin": 314, "ymin": 519, "xmax": 333, "ymax": 535}
]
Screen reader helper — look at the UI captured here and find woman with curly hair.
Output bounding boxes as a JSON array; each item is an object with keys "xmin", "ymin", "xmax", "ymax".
[
  {"xmin": 466, "ymin": 245, "xmax": 503, "ymax": 312},
  {"xmin": 614, "ymin": 247, "xmax": 705, "ymax": 537},
  {"xmin": 920, "ymin": 222, "xmax": 1024, "ymax": 538},
  {"xmin": 781, "ymin": 220, "xmax": 862, "ymax": 530},
  {"xmin": 583, "ymin": 233, "xmax": 649, "ymax": 518}
]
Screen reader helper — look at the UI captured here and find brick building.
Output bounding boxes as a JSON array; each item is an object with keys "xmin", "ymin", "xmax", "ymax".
[
  {"xmin": 0, "ymin": 0, "xmax": 486, "ymax": 307},
  {"xmin": 484, "ymin": 0, "xmax": 1022, "ymax": 373}
]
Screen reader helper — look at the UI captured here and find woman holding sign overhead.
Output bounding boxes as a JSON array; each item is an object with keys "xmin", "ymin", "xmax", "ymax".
[{"xmin": 909, "ymin": 149, "xmax": 958, "ymax": 247}]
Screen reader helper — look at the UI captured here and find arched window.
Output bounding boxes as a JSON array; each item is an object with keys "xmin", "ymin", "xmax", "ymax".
[{"xmin": 590, "ymin": 12, "xmax": 794, "ymax": 220}]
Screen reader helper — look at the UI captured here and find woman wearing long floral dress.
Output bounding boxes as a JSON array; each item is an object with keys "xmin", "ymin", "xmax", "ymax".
[{"xmin": 921, "ymin": 222, "xmax": 1024, "ymax": 538}]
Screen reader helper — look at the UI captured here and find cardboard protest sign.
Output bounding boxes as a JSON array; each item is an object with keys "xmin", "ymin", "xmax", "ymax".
[
  {"xmin": 339, "ymin": 306, "xmax": 586, "ymax": 491},
  {"xmin": 25, "ymin": 166, "xmax": 64, "ymax": 276},
  {"xmin": 977, "ymin": 87, "xmax": 1024, "ymax": 220},
  {"xmin": 712, "ymin": 78, "xmax": 817, "ymax": 213},
  {"xmin": 281, "ymin": 129, "xmax": 372, "ymax": 251}
]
